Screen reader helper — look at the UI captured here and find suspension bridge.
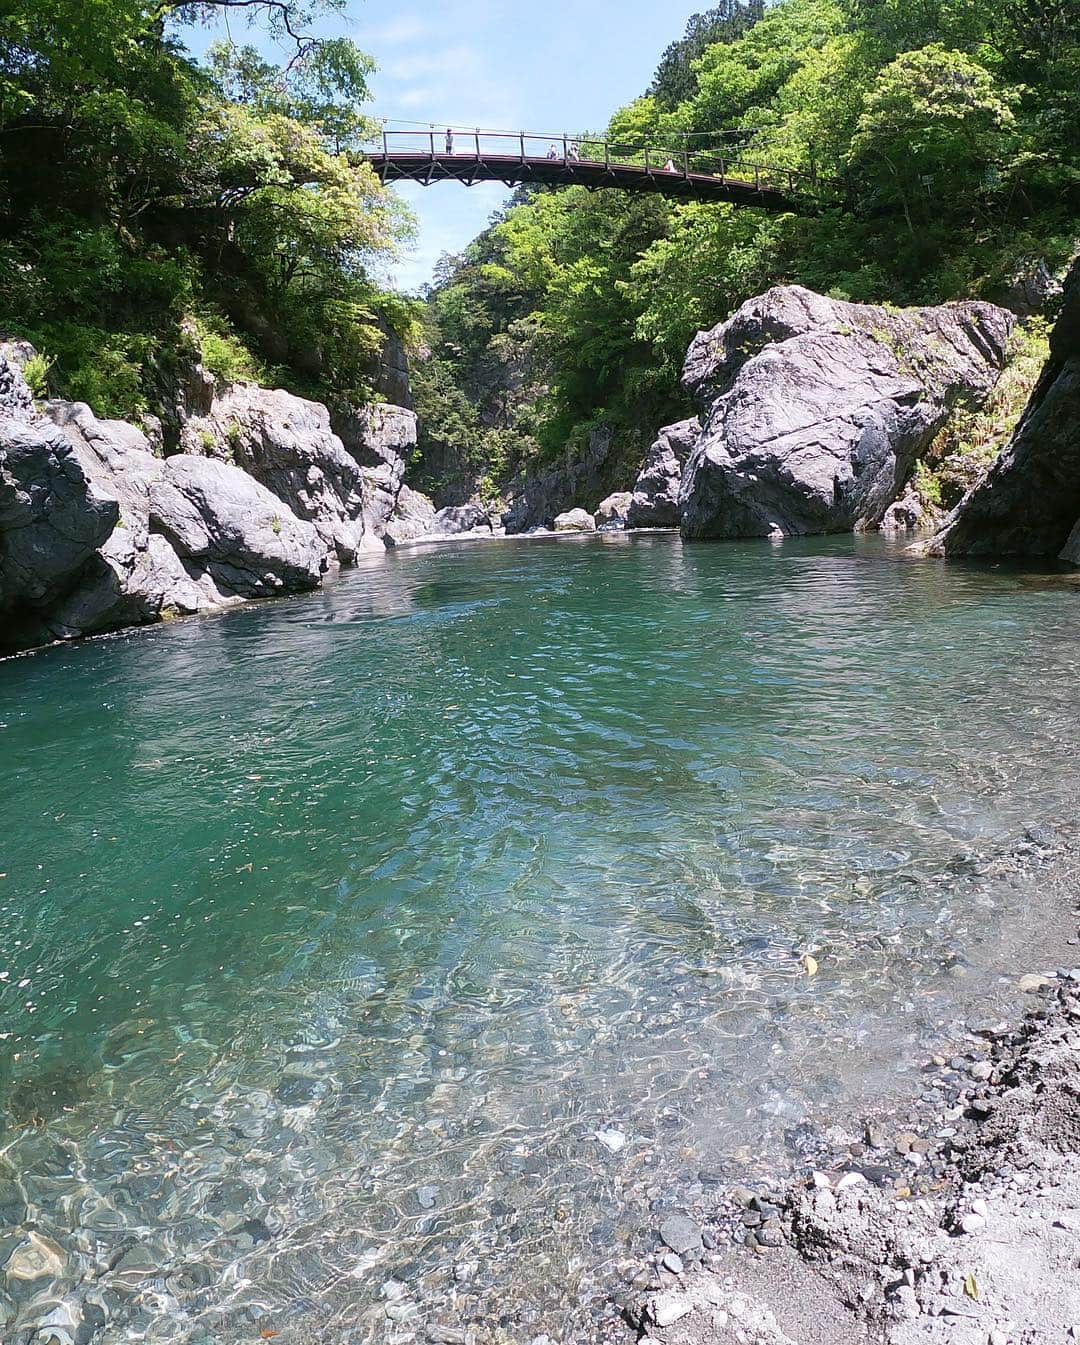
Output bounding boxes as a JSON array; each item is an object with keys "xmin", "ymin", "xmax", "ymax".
[{"xmin": 362, "ymin": 128, "xmax": 824, "ymax": 213}]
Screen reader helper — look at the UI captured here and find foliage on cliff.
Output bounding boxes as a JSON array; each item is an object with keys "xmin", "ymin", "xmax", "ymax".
[
  {"xmin": 0, "ymin": 0, "xmax": 415, "ymax": 418},
  {"xmin": 413, "ymin": 0, "xmax": 1079, "ymax": 500}
]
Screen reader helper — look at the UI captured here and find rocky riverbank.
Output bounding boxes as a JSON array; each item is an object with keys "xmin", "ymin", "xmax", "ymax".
[
  {"xmin": 0, "ymin": 347, "xmax": 499, "ymax": 655},
  {"xmin": 612, "ymin": 831, "xmax": 1080, "ymax": 1345},
  {"xmin": 4, "ymin": 271, "xmax": 1076, "ymax": 656}
]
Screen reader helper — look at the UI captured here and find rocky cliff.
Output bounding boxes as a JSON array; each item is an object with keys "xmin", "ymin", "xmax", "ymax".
[
  {"xmin": 926, "ymin": 258, "xmax": 1080, "ymax": 564},
  {"xmin": 0, "ymin": 346, "xmax": 428, "ymax": 654},
  {"xmin": 676, "ymin": 286, "xmax": 1014, "ymax": 540}
]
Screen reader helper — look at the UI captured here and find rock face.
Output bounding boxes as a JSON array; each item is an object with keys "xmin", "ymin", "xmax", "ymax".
[
  {"xmin": 626, "ymin": 419, "xmax": 700, "ymax": 528},
  {"xmin": 503, "ymin": 427, "xmax": 614, "ymax": 533},
  {"xmin": 384, "ymin": 484, "xmax": 437, "ymax": 546},
  {"xmin": 927, "ymin": 258, "xmax": 1080, "ymax": 565},
  {"xmin": 149, "ymin": 457, "xmax": 326, "ymax": 595},
  {"xmin": 334, "ymin": 401, "xmax": 419, "ymax": 544},
  {"xmin": 184, "ymin": 385, "xmax": 368, "ymax": 563},
  {"xmin": 0, "ymin": 412, "xmax": 118, "ymax": 622},
  {"xmin": 678, "ymin": 286, "xmax": 1014, "ymax": 540}
]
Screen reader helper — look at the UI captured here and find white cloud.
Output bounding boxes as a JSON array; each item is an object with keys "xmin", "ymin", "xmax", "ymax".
[{"xmin": 353, "ymin": 15, "xmax": 431, "ymax": 48}]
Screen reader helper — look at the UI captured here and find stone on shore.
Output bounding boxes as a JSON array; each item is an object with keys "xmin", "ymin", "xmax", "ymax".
[
  {"xmin": 594, "ymin": 491, "xmax": 632, "ymax": 530},
  {"xmin": 553, "ymin": 508, "xmax": 596, "ymax": 533}
]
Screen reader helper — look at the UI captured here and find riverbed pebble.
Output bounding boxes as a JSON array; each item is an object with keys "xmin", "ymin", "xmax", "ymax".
[{"xmin": 658, "ymin": 1215, "xmax": 702, "ymax": 1255}]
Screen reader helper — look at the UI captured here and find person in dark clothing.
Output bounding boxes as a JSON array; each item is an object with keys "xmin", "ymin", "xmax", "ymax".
[{"xmin": 445, "ymin": 128, "xmax": 454, "ymax": 154}]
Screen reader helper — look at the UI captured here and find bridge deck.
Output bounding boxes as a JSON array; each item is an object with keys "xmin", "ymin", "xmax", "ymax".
[{"xmin": 364, "ymin": 151, "xmax": 804, "ymax": 212}]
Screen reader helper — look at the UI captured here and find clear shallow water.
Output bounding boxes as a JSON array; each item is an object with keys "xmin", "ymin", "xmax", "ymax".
[{"xmin": 1, "ymin": 532, "xmax": 1078, "ymax": 1343}]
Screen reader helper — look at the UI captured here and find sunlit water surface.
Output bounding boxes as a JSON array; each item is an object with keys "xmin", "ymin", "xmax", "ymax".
[{"xmin": 1, "ymin": 533, "xmax": 1079, "ymax": 1343}]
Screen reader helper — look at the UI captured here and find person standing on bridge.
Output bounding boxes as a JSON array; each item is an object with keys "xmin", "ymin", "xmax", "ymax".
[
  {"xmin": 445, "ymin": 128, "xmax": 454, "ymax": 155},
  {"xmin": 568, "ymin": 140, "xmax": 580, "ymax": 162},
  {"xmin": 546, "ymin": 142, "xmax": 559, "ymax": 160}
]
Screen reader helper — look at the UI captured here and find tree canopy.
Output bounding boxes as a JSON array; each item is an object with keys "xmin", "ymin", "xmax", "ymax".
[{"xmin": 0, "ymin": 0, "xmax": 414, "ymax": 417}]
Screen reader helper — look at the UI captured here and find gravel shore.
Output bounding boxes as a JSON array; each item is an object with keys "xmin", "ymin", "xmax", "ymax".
[{"xmin": 623, "ymin": 952, "xmax": 1080, "ymax": 1344}]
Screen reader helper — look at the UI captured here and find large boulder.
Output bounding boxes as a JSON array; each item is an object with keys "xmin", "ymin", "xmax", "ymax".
[
  {"xmin": 626, "ymin": 419, "xmax": 700, "ymax": 528},
  {"xmin": 149, "ymin": 456, "xmax": 326, "ymax": 595},
  {"xmin": 926, "ymin": 259, "xmax": 1080, "ymax": 564},
  {"xmin": 432, "ymin": 502, "xmax": 493, "ymax": 536},
  {"xmin": 187, "ymin": 385, "xmax": 370, "ymax": 563},
  {"xmin": 594, "ymin": 491, "xmax": 632, "ymax": 530},
  {"xmin": 43, "ymin": 401, "xmax": 229, "ymax": 634},
  {"xmin": 553, "ymin": 508, "xmax": 596, "ymax": 533},
  {"xmin": 678, "ymin": 286, "xmax": 1014, "ymax": 540}
]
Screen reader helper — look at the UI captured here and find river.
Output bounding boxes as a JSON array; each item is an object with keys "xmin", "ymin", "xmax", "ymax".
[{"xmin": 1, "ymin": 531, "xmax": 1078, "ymax": 1342}]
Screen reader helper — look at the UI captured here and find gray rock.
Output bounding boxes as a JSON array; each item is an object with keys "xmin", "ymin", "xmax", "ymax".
[
  {"xmin": 384, "ymin": 484, "xmax": 438, "ymax": 545},
  {"xmin": 335, "ymin": 400, "xmax": 418, "ymax": 543},
  {"xmin": 927, "ymin": 256, "xmax": 1080, "ymax": 563},
  {"xmin": 553, "ymin": 507, "xmax": 596, "ymax": 533},
  {"xmin": 42, "ymin": 401, "xmax": 227, "ymax": 636},
  {"xmin": 627, "ymin": 419, "xmax": 699, "ymax": 528},
  {"xmin": 432, "ymin": 502, "xmax": 492, "ymax": 535},
  {"xmin": 150, "ymin": 456, "xmax": 327, "ymax": 596},
  {"xmin": 659, "ymin": 1214, "xmax": 702, "ymax": 1256},
  {"xmin": 993, "ymin": 256, "xmax": 1064, "ymax": 318},
  {"xmin": 678, "ymin": 285, "xmax": 1014, "ymax": 540},
  {"xmin": 0, "ymin": 343, "xmax": 37, "ymax": 421},
  {"xmin": 593, "ymin": 491, "xmax": 632, "ymax": 530},
  {"xmin": 188, "ymin": 385, "xmax": 371, "ymax": 563},
  {"xmin": 879, "ymin": 484, "xmax": 938, "ymax": 534},
  {"xmin": 503, "ymin": 426, "xmax": 614, "ymax": 533},
  {"xmin": 0, "ymin": 412, "xmax": 118, "ymax": 626}
]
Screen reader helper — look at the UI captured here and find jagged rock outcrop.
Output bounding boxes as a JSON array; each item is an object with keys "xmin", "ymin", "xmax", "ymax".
[
  {"xmin": 678, "ymin": 286, "xmax": 1014, "ymax": 540},
  {"xmin": 183, "ymin": 386, "xmax": 370, "ymax": 562},
  {"xmin": 334, "ymin": 401, "xmax": 419, "ymax": 544},
  {"xmin": 926, "ymin": 259, "xmax": 1080, "ymax": 564},
  {"xmin": 0, "ymin": 345, "xmax": 422, "ymax": 652},
  {"xmin": 34, "ymin": 400, "xmax": 326, "ymax": 638},
  {"xmin": 0, "ymin": 413, "xmax": 118, "ymax": 624},
  {"xmin": 626, "ymin": 420, "xmax": 700, "ymax": 528},
  {"xmin": 384, "ymin": 484, "xmax": 437, "ymax": 546},
  {"xmin": 149, "ymin": 457, "xmax": 326, "ymax": 593}
]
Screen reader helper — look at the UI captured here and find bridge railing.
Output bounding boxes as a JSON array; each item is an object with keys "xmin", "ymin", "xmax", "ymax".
[{"xmin": 366, "ymin": 129, "xmax": 825, "ymax": 197}]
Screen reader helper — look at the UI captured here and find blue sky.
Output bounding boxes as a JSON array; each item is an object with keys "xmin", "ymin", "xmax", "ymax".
[{"xmin": 190, "ymin": 1, "xmax": 707, "ymax": 292}]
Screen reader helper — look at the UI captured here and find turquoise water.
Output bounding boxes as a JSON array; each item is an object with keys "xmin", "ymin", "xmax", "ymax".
[{"xmin": 1, "ymin": 532, "xmax": 1078, "ymax": 1342}]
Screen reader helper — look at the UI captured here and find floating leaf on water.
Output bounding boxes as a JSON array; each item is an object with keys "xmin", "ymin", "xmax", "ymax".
[
  {"xmin": 801, "ymin": 954, "xmax": 819, "ymax": 976},
  {"xmin": 964, "ymin": 1272, "xmax": 979, "ymax": 1300}
]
